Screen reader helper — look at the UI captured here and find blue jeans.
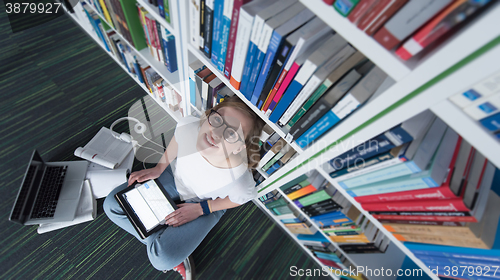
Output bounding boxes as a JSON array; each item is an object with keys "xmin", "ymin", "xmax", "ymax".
[{"xmin": 103, "ymin": 166, "xmax": 226, "ymax": 271}]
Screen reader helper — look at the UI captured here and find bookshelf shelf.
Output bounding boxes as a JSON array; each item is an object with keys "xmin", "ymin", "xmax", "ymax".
[
  {"xmin": 187, "ymin": 44, "xmax": 304, "ymax": 154},
  {"xmin": 252, "ymin": 199, "xmax": 339, "ymax": 279},
  {"xmin": 83, "ymin": 0, "xmax": 183, "ymax": 94},
  {"xmin": 431, "ymin": 99, "xmax": 500, "ymax": 169},
  {"xmin": 136, "ymin": 0, "xmax": 177, "ymax": 36}
]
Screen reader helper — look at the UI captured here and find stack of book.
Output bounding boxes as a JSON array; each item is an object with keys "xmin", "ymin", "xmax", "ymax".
[
  {"xmin": 449, "ymin": 69, "xmax": 500, "ymax": 140},
  {"xmin": 85, "ymin": 0, "xmax": 178, "ymax": 73},
  {"xmin": 188, "ymin": 60, "xmax": 235, "ymax": 112},
  {"xmin": 322, "ymin": 109, "xmax": 500, "ymax": 249},
  {"xmin": 189, "ymin": 0, "xmax": 400, "ymax": 149},
  {"xmin": 280, "ymin": 172, "xmax": 391, "ymax": 254},
  {"xmin": 327, "ymin": 0, "xmax": 493, "ymax": 60}
]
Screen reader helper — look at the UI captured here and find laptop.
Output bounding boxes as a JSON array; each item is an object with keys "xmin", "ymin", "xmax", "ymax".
[
  {"xmin": 9, "ymin": 149, "xmax": 89, "ymax": 225},
  {"xmin": 115, "ymin": 179, "xmax": 177, "ymax": 239}
]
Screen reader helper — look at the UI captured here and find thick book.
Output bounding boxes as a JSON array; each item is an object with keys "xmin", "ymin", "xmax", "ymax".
[
  {"xmin": 396, "ymin": 0, "xmax": 490, "ymax": 60},
  {"xmin": 250, "ymin": 6, "xmax": 315, "ymax": 107},
  {"xmin": 363, "ymin": 198, "xmax": 471, "ymax": 212},
  {"xmin": 278, "ymin": 45, "xmax": 356, "ymax": 126},
  {"xmin": 229, "ymin": 0, "xmax": 275, "ymax": 89},
  {"xmin": 354, "ymin": 185, "xmax": 459, "ymax": 204},
  {"xmin": 194, "ymin": 68, "xmax": 213, "ymax": 110},
  {"xmin": 268, "ymin": 34, "xmax": 348, "ymax": 122},
  {"xmin": 373, "ymin": 0, "xmax": 453, "ymax": 50},
  {"xmin": 394, "ymin": 233, "xmax": 488, "ymax": 249},
  {"xmin": 346, "ymin": 128, "xmax": 459, "ymax": 197},
  {"xmin": 210, "ymin": 0, "xmax": 225, "ymax": 63},
  {"xmin": 199, "ymin": 0, "xmax": 206, "ymax": 50},
  {"xmin": 224, "ymin": 0, "xmax": 252, "ymax": 78},
  {"xmin": 260, "ymin": 18, "xmax": 331, "ymax": 112},
  {"xmin": 161, "ymin": 28, "xmax": 177, "ymax": 72},
  {"xmin": 287, "ymin": 184, "xmax": 317, "ymax": 200},
  {"xmin": 479, "ymin": 112, "xmax": 500, "ymax": 132},
  {"xmin": 383, "ymin": 223, "xmax": 479, "ymax": 239},
  {"xmin": 463, "ymin": 92, "xmax": 500, "ymax": 121},
  {"xmin": 294, "ymin": 190, "xmax": 331, "ymax": 208},
  {"xmin": 347, "ymin": 0, "xmax": 377, "ymax": 24},
  {"xmin": 363, "ymin": 0, "xmax": 409, "ymax": 36},
  {"xmin": 373, "ymin": 214, "xmax": 478, "ymax": 223},
  {"xmin": 405, "ymin": 243, "xmax": 500, "ymax": 263},
  {"xmin": 203, "ymin": 0, "xmax": 215, "ymax": 58},
  {"xmin": 118, "ymin": 0, "xmax": 147, "ymax": 50},
  {"xmin": 285, "ymin": 52, "xmax": 367, "ymax": 130},
  {"xmin": 287, "ymin": 62, "xmax": 370, "ymax": 142},
  {"xmin": 239, "ymin": 0, "xmax": 299, "ymax": 99},
  {"xmin": 449, "ymin": 69, "xmax": 500, "ymax": 108},
  {"xmin": 188, "ymin": 60, "xmax": 206, "ymax": 107},
  {"xmin": 216, "ymin": 0, "xmax": 235, "ymax": 71},
  {"xmin": 333, "ymin": 0, "xmax": 360, "ymax": 17}
]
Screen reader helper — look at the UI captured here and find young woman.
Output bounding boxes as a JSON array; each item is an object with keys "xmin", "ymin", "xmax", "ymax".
[{"xmin": 103, "ymin": 96, "xmax": 265, "ymax": 279}]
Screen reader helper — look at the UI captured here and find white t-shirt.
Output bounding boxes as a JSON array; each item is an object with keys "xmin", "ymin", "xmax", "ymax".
[{"xmin": 172, "ymin": 116, "xmax": 257, "ymax": 204}]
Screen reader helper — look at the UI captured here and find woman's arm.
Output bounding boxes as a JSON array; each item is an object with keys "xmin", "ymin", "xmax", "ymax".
[
  {"xmin": 127, "ymin": 135, "xmax": 178, "ymax": 186},
  {"xmin": 165, "ymin": 197, "xmax": 241, "ymax": 227}
]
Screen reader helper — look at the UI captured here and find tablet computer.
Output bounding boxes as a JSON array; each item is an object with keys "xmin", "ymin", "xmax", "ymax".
[{"xmin": 115, "ymin": 179, "xmax": 178, "ymax": 239}]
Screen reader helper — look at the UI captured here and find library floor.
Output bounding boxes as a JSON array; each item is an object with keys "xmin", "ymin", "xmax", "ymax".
[{"xmin": 0, "ymin": 4, "xmax": 330, "ymax": 280}]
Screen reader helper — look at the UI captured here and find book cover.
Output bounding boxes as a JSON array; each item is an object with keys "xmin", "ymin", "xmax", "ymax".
[
  {"xmin": 200, "ymin": 0, "xmax": 205, "ymax": 50},
  {"xmin": 189, "ymin": 0, "xmax": 201, "ymax": 48},
  {"xmin": 364, "ymin": 0, "xmax": 408, "ymax": 36},
  {"xmin": 395, "ymin": 0, "xmax": 490, "ymax": 60},
  {"xmin": 211, "ymin": 0, "xmax": 225, "ymax": 64},
  {"xmin": 203, "ymin": 0, "xmax": 215, "ymax": 58},
  {"xmin": 224, "ymin": 0, "xmax": 252, "ymax": 78},
  {"xmin": 118, "ymin": 0, "xmax": 147, "ymax": 50},
  {"xmin": 373, "ymin": 0, "xmax": 453, "ymax": 50},
  {"xmin": 268, "ymin": 34, "xmax": 348, "ymax": 123},
  {"xmin": 479, "ymin": 112, "xmax": 500, "ymax": 132},
  {"xmin": 217, "ymin": 0, "xmax": 235, "ymax": 71},
  {"xmin": 449, "ymin": 70, "xmax": 500, "ymax": 108},
  {"xmin": 294, "ymin": 190, "xmax": 331, "ymax": 208}
]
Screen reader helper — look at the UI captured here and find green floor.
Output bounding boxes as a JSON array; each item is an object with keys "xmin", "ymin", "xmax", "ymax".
[{"xmin": 0, "ymin": 3, "xmax": 329, "ymax": 279}]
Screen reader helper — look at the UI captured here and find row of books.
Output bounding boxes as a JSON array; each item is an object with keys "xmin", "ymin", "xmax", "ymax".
[
  {"xmin": 450, "ymin": 69, "xmax": 500, "ymax": 140},
  {"xmin": 189, "ymin": 0, "xmax": 395, "ymax": 149},
  {"xmin": 188, "ymin": 60, "xmax": 235, "ymax": 112},
  {"xmin": 85, "ymin": 0, "xmax": 178, "ymax": 73},
  {"xmin": 80, "ymin": 2, "xmax": 184, "ymax": 116},
  {"xmin": 259, "ymin": 192, "xmax": 366, "ymax": 279},
  {"xmin": 144, "ymin": 0, "xmax": 172, "ymax": 24},
  {"xmin": 260, "ymin": 172, "xmax": 392, "ymax": 255},
  {"xmin": 327, "ymin": 0, "xmax": 492, "ymax": 60},
  {"xmin": 320, "ymin": 109, "xmax": 500, "ymax": 250}
]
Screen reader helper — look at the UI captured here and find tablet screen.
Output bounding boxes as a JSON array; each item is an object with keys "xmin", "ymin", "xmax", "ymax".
[{"xmin": 123, "ymin": 180, "xmax": 176, "ymax": 231}]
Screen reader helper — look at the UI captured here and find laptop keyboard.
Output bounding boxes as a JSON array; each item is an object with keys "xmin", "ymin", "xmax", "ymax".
[{"xmin": 30, "ymin": 166, "xmax": 68, "ymax": 219}]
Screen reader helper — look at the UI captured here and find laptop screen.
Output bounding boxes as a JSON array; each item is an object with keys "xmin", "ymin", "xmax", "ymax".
[{"xmin": 123, "ymin": 180, "xmax": 176, "ymax": 231}]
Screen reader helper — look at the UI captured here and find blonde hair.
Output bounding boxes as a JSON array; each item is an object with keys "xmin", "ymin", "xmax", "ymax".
[{"xmin": 204, "ymin": 96, "xmax": 265, "ymax": 169}]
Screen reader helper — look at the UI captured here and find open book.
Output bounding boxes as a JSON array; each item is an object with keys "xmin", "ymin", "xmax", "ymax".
[
  {"xmin": 37, "ymin": 180, "xmax": 96, "ymax": 234},
  {"xmin": 75, "ymin": 127, "xmax": 133, "ymax": 169}
]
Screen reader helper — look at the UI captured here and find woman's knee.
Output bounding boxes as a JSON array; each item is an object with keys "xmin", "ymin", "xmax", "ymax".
[{"xmin": 103, "ymin": 183, "xmax": 128, "ymax": 216}]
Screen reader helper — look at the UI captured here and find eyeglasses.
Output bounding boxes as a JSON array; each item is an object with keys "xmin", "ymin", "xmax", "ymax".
[{"xmin": 207, "ymin": 109, "xmax": 244, "ymax": 144}]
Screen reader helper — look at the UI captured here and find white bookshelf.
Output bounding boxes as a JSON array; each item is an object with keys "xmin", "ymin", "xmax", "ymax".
[{"xmin": 64, "ymin": 0, "xmax": 500, "ymax": 278}]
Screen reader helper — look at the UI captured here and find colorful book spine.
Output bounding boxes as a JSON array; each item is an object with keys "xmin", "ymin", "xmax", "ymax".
[
  {"xmin": 294, "ymin": 190, "xmax": 331, "ymax": 208},
  {"xmin": 354, "ymin": 185, "xmax": 458, "ymax": 204},
  {"xmin": 362, "ymin": 198, "xmax": 471, "ymax": 212},
  {"xmin": 203, "ymin": 0, "xmax": 215, "ymax": 58},
  {"xmin": 372, "ymin": 214, "xmax": 477, "ymax": 223},
  {"xmin": 164, "ymin": 0, "xmax": 171, "ymax": 23},
  {"xmin": 189, "ymin": 0, "xmax": 201, "ymax": 48},
  {"xmin": 211, "ymin": 0, "xmax": 225, "ymax": 65},
  {"xmin": 224, "ymin": 0, "xmax": 250, "ymax": 79},
  {"xmin": 157, "ymin": 0, "xmax": 165, "ymax": 18},
  {"xmin": 333, "ymin": 0, "xmax": 360, "ymax": 17},
  {"xmin": 479, "ymin": 112, "xmax": 500, "ymax": 132},
  {"xmin": 217, "ymin": 0, "xmax": 234, "ymax": 71}
]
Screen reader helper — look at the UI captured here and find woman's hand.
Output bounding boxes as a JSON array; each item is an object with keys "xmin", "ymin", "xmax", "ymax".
[
  {"xmin": 127, "ymin": 166, "xmax": 163, "ymax": 186},
  {"xmin": 164, "ymin": 203, "xmax": 203, "ymax": 227}
]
